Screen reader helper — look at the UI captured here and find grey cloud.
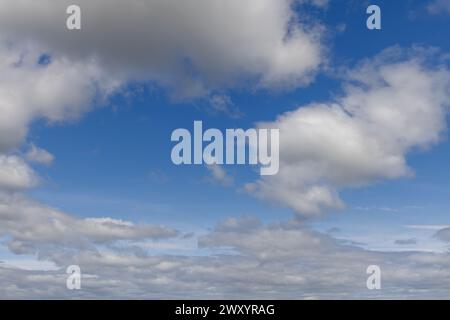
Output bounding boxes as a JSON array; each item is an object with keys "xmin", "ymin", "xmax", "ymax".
[
  {"xmin": 0, "ymin": 0, "xmax": 324, "ymax": 99},
  {"xmin": 326, "ymin": 227, "xmax": 341, "ymax": 234},
  {"xmin": 213, "ymin": 216, "xmax": 262, "ymax": 233},
  {"xmin": 2, "ymin": 217, "xmax": 450, "ymax": 299},
  {"xmin": 0, "ymin": 193, "xmax": 178, "ymax": 256},
  {"xmin": 395, "ymin": 238, "xmax": 418, "ymax": 246},
  {"xmin": 434, "ymin": 228, "xmax": 450, "ymax": 242},
  {"xmin": 0, "ymin": 39, "xmax": 122, "ymax": 154}
]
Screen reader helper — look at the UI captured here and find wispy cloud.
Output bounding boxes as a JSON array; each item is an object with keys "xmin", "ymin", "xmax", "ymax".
[
  {"xmin": 427, "ymin": 0, "xmax": 450, "ymax": 14},
  {"xmin": 405, "ymin": 225, "xmax": 450, "ymax": 230}
]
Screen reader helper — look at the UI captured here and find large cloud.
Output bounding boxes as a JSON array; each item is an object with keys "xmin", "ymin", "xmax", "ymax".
[
  {"xmin": 247, "ymin": 47, "xmax": 450, "ymax": 218},
  {"xmin": 0, "ymin": 0, "xmax": 325, "ymax": 198},
  {"xmin": 0, "ymin": 39, "xmax": 122, "ymax": 199},
  {"xmin": 2, "ymin": 216, "xmax": 450, "ymax": 299},
  {"xmin": 0, "ymin": 0, "xmax": 324, "ymax": 98},
  {"xmin": 0, "ymin": 39, "xmax": 122, "ymax": 153},
  {"xmin": 0, "ymin": 192, "xmax": 178, "ymax": 256}
]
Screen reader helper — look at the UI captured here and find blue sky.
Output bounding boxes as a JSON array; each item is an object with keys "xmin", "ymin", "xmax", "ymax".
[
  {"xmin": 27, "ymin": 0, "xmax": 450, "ymax": 243},
  {"xmin": 0, "ymin": 0, "xmax": 450, "ymax": 298}
]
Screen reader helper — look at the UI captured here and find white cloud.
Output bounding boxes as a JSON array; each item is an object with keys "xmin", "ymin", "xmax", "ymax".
[
  {"xmin": 206, "ymin": 165, "xmax": 234, "ymax": 187},
  {"xmin": 0, "ymin": 39, "xmax": 122, "ymax": 154},
  {"xmin": 0, "ymin": 155, "xmax": 37, "ymax": 191},
  {"xmin": 209, "ymin": 95, "xmax": 243, "ymax": 118},
  {"xmin": 246, "ymin": 47, "xmax": 450, "ymax": 218},
  {"xmin": 25, "ymin": 145, "xmax": 54, "ymax": 166},
  {"xmin": 405, "ymin": 225, "xmax": 450, "ymax": 231}
]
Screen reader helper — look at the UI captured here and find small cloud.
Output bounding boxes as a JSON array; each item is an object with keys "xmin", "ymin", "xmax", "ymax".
[
  {"xmin": 25, "ymin": 144, "xmax": 54, "ymax": 166},
  {"xmin": 206, "ymin": 164, "xmax": 234, "ymax": 187},
  {"xmin": 335, "ymin": 239, "xmax": 366, "ymax": 247},
  {"xmin": 181, "ymin": 232, "xmax": 196, "ymax": 239},
  {"xmin": 355, "ymin": 206, "xmax": 399, "ymax": 213},
  {"xmin": 403, "ymin": 205, "xmax": 424, "ymax": 210},
  {"xmin": 307, "ymin": 0, "xmax": 329, "ymax": 8},
  {"xmin": 427, "ymin": 0, "xmax": 450, "ymax": 14},
  {"xmin": 395, "ymin": 238, "xmax": 418, "ymax": 245},
  {"xmin": 208, "ymin": 95, "xmax": 244, "ymax": 119},
  {"xmin": 327, "ymin": 227, "xmax": 341, "ymax": 234},
  {"xmin": 214, "ymin": 216, "xmax": 262, "ymax": 233},
  {"xmin": 405, "ymin": 225, "xmax": 450, "ymax": 231},
  {"xmin": 148, "ymin": 169, "xmax": 170, "ymax": 184},
  {"xmin": 336, "ymin": 23, "xmax": 347, "ymax": 34}
]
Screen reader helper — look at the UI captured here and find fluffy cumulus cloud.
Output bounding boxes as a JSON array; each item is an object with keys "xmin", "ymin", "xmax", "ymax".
[
  {"xmin": 0, "ymin": 0, "xmax": 324, "ymax": 98},
  {"xmin": 0, "ymin": 39, "xmax": 122, "ymax": 153},
  {"xmin": 247, "ymin": 47, "xmax": 450, "ymax": 218}
]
